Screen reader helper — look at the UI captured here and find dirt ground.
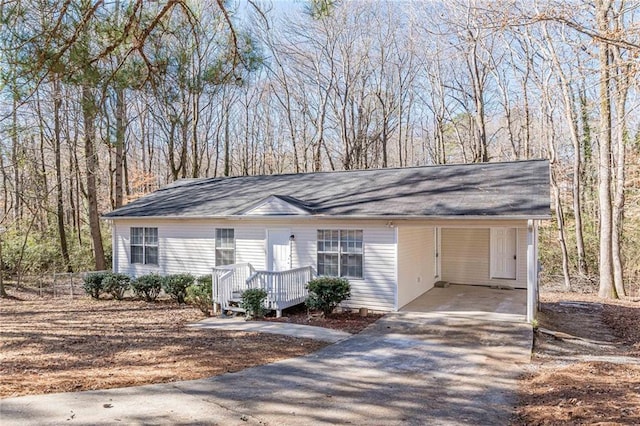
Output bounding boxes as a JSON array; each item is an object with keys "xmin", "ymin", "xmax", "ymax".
[
  {"xmin": 513, "ymin": 291, "xmax": 640, "ymax": 425},
  {"xmin": 0, "ymin": 285, "xmax": 328, "ymax": 398}
]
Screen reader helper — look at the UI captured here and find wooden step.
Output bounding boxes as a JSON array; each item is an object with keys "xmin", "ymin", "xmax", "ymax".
[{"xmin": 226, "ymin": 306, "xmax": 246, "ymax": 313}]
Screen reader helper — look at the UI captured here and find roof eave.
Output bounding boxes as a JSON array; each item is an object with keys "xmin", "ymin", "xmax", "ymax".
[{"xmin": 102, "ymin": 213, "xmax": 551, "ymax": 221}]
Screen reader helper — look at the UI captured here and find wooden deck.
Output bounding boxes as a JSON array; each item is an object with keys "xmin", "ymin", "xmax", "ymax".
[{"xmin": 213, "ymin": 264, "xmax": 315, "ymax": 317}]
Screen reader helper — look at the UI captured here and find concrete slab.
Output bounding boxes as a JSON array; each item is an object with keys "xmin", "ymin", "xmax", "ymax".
[
  {"xmin": 187, "ymin": 316, "xmax": 351, "ymax": 343},
  {"xmin": 0, "ymin": 312, "xmax": 532, "ymax": 425},
  {"xmin": 401, "ymin": 284, "xmax": 527, "ymax": 322}
]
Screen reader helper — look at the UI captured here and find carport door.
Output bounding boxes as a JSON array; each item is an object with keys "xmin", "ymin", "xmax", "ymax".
[{"xmin": 490, "ymin": 228, "xmax": 517, "ymax": 279}]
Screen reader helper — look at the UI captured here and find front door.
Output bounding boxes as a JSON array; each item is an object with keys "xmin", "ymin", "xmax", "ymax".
[
  {"xmin": 491, "ymin": 228, "xmax": 517, "ymax": 279},
  {"xmin": 267, "ymin": 229, "xmax": 291, "ymax": 271}
]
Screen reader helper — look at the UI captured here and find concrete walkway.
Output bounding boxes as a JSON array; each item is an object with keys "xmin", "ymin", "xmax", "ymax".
[
  {"xmin": 187, "ymin": 316, "xmax": 352, "ymax": 343},
  {"xmin": 0, "ymin": 312, "xmax": 531, "ymax": 425}
]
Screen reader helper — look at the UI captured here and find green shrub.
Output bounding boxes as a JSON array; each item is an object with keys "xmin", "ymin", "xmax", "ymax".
[
  {"xmin": 102, "ymin": 273, "xmax": 130, "ymax": 300},
  {"xmin": 186, "ymin": 275, "xmax": 213, "ymax": 316},
  {"xmin": 305, "ymin": 277, "xmax": 351, "ymax": 316},
  {"xmin": 241, "ymin": 288, "xmax": 268, "ymax": 320},
  {"xmin": 162, "ymin": 273, "xmax": 194, "ymax": 304},
  {"xmin": 131, "ymin": 273, "xmax": 162, "ymax": 302},
  {"xmin": 82, "ymin": 271, "xmax": 111, "ymax": 299}
]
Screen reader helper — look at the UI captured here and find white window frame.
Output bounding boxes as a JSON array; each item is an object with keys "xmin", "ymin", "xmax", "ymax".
[
  {"xmin": 130, "ymin": 227, "xmax": 158, "ymax": 265},
  {"xmin": 215, "ymin": 228, "xmax": 236, "ymax": 266},
  {"xmin": 317, "ymin": 229, "xmax": 364, "ymax": 279}
]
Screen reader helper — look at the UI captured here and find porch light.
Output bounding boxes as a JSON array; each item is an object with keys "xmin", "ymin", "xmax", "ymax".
[{"xmin": 289, "ymin": 234, "xmax": 295, "ymax": 241}]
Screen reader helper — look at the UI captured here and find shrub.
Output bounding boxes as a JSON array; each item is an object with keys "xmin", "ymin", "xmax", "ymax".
[
  {"xmin": 102, "ymin": 273, "xmax": 130, "ymax": 300},
  {"xmin": 186, "ymin": 275, "xmax": 213, "ymax": 316},
  {"xmin": 131, "ymin": 273, "xmax": 162, "ymax": 302},
  {"xmin": 241, "ymin": 288, "xmax": 268, "ymax": 320},
  {"xmin": 162, "ymin": 273, "xmax": 194, "ymax": 304},
  {"xmin": 82, "ymin": 271, "xmax": 111, "ymax": 299},
  {"xmin": 305, "ymin": 277, "xmax": 351, "ymax": 316}
]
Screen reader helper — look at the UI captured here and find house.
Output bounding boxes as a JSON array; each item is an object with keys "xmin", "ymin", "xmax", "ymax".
[{"xmin": 103, "ymin": 159, "xmax": 550, "ymax": 322}]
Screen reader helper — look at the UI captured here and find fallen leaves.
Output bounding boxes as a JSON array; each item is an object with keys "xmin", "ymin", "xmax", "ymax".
[
  {"xmin": 513, "ymin": 292, "xmax": 640, "ymax": 425},
  {"xmin": 0, "ymin": 291, "xmax": 327, "ymax": 398}
]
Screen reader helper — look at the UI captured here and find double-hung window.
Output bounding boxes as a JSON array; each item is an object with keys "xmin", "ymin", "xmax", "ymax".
[
  {"xmin": 215, "ymin": 228, "xmax": 235, "ymax": 266},
  {"xmin": 130, "ymin": 227, "xmax": 158, "ymax": 265},
  {"xmin": 317, "ymin": 229, "xmax": 363, "ymax": 278}
]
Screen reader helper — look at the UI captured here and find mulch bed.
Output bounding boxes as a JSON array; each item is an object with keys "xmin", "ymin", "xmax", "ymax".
[{"xmin": 260, "ymin": 305, "xmax": 383, "ymax": 334}]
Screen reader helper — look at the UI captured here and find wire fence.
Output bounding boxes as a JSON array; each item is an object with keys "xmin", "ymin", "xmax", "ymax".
[{"xmin": 47, "ymin": 270, "xmax": 111, "ymax": 299}]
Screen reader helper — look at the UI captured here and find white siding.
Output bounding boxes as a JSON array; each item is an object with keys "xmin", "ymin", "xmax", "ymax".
[
  {"xmin": 441, "ymin": 227, "xmax": 528, "ymax": 289},
  {"xmin": 114, "ymin": 219, "xmax": 217, "ymax": 278},
  {"xmin": 235, "ymin": 226, "xmax": 266, "ymax": 270},
  {"xmin": 288, "ymin": 223, "xmax": 397, "ymax": 311},
  {"xmin": 397, "ymin": 226, "xmax": 436, "ymax": 308},
  {"xmin": 243, "ymin": 197, "xmax": 309, "ymax": 216},
  {"xmin": 112, "ymin": 218, "xmax": 397, "ymax": 311}
]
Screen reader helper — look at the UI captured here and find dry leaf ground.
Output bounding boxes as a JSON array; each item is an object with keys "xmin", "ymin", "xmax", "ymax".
[
  {"xmin": 513, "ymin": 292, "xmax": 640, "ymax": 425},
  {"xmin": 0, "ymin": 285, "xmax": 327, "ymax": 398}
]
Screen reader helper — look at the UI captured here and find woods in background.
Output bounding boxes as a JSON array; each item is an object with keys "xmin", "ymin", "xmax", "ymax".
[{"xmin": 0, "ymin": 0, "xmax": 638, "ymax": 298}]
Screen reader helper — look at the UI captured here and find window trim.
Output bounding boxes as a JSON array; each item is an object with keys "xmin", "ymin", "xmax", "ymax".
[
  {"xmin": 316, "ymin": 229, "xmax": 364, "ymax": 279},
  {"xmin": 215, "ymin": 228, "xmax": 236, "ymax": 266},
  {"xmin": 130, "ymin": 227, "xmax": 159, "ymax": 266}
]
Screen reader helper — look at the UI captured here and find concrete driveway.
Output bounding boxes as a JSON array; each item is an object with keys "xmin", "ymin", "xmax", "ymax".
[
  {"xmin": 0, "ymin": 312, "xmax": 531, "ymax": 425},
  {"xmin": 402, "ymin": 284, "xmax": 528, "ymax": 322}
]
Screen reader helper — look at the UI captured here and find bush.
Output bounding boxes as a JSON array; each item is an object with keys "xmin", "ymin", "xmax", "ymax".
[
  {"xmin": 131, "ymin": 273, "xmax": 162, "ymax": 302},
  {"xmin": 186, "ymin": 275, "xmax": 213, "ymax": 316},
  {"xmin": 162, "ymin": 273, "xmax": 194, "ymax": 304},
  {"xmin": 102, "ymin": 273, "xmax": 130, "ymax": 300},
  {"xmin": 82, "ymin": 271, "xmax": 111, "ymax": 299},
  {"xmin": 241, "ymin": 288, "xmax": 268, "ymax": 320},
  {"xmin": 305, "ymin": 277, "xmax": 351, "ymax": 316}
]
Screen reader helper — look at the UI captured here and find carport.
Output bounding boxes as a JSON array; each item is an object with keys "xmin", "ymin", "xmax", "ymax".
[
  {"xmin": 400, "ymin": 284, "xmax": 527, "ymax": 322},
  {"xmin": 396, "ymin": 221, "xmax": 540, "ymax": 323}
]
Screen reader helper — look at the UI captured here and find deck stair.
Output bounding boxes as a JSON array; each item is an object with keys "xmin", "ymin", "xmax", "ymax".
[{"xmin": 224, "ymin": 291, "xmax": 245, "ymax": 315}]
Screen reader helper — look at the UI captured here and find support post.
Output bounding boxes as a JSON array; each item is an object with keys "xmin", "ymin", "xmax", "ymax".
[
  {"xmin": 526, "ymin": 220, "xmax": 538, "ymax": 323},
  {"xmin": 212, "ymin": 271, "xmax": 218, "ymax": 315}
]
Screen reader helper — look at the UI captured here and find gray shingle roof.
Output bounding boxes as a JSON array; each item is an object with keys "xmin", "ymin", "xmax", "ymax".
[{"xmin": 103, "ymin": 160, "xmax": 551, "ymax": 219}]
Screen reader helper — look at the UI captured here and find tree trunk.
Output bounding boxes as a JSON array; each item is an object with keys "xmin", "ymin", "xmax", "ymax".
[
  {"xmin": 54, "ymin": 79, "xmax": 72, "ymax": 272},
  {"xmin": 611, "ymin": 42, "xmax": 629, "ymax": 298},
  {"xmin": 0, "ymin": 229, "xmax": 6, "ymax": 297},
  {"xmin": 553, "ymin": 172, "xmax": 572, "ymax": 291},
  {"xmin": 114, "ymin": 87, "xmax": 125, "ymax": 208},
  {"xmin": 82, "ymin": 85, "xmax": 106, "ymax": 271},
  {"xmin": 546, "ymin": 30, "xmax": 588, "ymax": 276},
  {"xmin": 596, "ymin": 0, "xmax": 616, "ymax": 299},
  {"xmin": 12, "ymin": 96, "xmax": 21, "ymax": 222}
]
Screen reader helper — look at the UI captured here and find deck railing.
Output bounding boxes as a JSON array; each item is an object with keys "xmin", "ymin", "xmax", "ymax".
[
  {"xmin": 214, "ymin": 263, "xmax": 315, "ymax": 317},
  {"xmin": 246, "ymin": 266, "xmax": 315, "ymax": 316},
  {"xmin": 212, "ymin": 263, "xmax": 255, "ymax": 314}
]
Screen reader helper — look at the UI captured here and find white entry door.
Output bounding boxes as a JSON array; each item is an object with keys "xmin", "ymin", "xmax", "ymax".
[
  {"xmin": 490, "ymin": 228, "xmax": 517, "ymax": 279},
  {"xmin": 267, "ymin": 229, "xmax": 291, "ymax": 271}
]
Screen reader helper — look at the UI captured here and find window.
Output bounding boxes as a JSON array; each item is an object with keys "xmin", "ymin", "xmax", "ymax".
[
  {"xmin": 130, "ymin": 227, "xmax": 158, "ymax": 265},
  {"xmin": 317, "ymin": 229, "xmax": 363, "ymax": 278},
  {"xmin": 215, "ymin": 228, "xmax": 235, "ymax": 266}
]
